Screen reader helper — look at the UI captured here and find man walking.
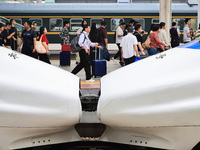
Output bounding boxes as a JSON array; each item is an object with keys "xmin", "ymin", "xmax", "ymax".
[
  {"xmin": 59, "ymin": 21, "xmax": 70, "ymax": 45},
  {"xmin": 120, "ymin": 26, "xmax": 140, "ymax": 66},
  {"xmin": 112, "ymin": 22, "xmax": 126, "ymax": 66},
  {"xmin": 170, "ymin": 22, "xmax": 180, "ymax": 48},
  {"xmin": 98, "ymin": 21, "xmax": 107, "ymax": 60},
  {"xmin": 18, "ymin": 21, "xmax": 37, "ymax": 58},
  {"xmin": 3, "ymin": 23, "xmax": 14, "ymax": 49},
  {"xmin": 133, "ymin": 24, "xmax": 146, "ymax": 56},
  {"xmin": 183, "ymin": 18, "xmax": 191, "ymax": 44},
  {"xmin": 71, "ymin": 25, "xmax": 103, "ymax": 81}
]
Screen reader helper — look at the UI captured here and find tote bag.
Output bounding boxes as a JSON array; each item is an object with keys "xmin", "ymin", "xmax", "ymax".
[{"xmin": 36, "ymin": 35, "xmax": 46, "ymax": 54}]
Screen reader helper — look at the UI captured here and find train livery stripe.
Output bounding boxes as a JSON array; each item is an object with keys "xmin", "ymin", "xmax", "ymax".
[
  {"xmin": 47, "ymin": 32, "xmax": 115, "ymax": 35},
  {"xmin": 3, "ymin": 16, "xmax": 198, "ymax": 19}
]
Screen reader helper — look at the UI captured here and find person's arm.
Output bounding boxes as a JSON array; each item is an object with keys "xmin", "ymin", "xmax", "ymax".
[
  {"xmin": 104, "ymin": 38, "xmax": 108, "ymax": 49},
  {"xmin": 33, "ymin": 37, "xmax": 36, "ymax": 53},
  {"xmin": 138, "ymin": 42, "xmax": 145, "ymax": 55},
  {"xmin": 121, "ymin": 47, "xmax": 124, "ymax": 62},
  {"xmin": 18, "ymin": 37, "xmax": 23, "ymax": 52},
  {"xmin": 187, "ymin": 28, "xmax": 191, "ymax": 38},
  {"xmin": 154, "ymin": 33, "xmax": 168, "ymax": 47},
  {"xmin": 7, "ymin": 32, "xmax": 15, "ymax": 39},
  {"xmin": 134, "ymin": 45, "xmax": 140, "ymax": 58}
]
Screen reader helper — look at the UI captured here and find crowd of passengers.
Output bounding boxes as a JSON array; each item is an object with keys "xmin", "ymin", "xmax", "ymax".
[{"xmin": 0, "ymin": 18, "xmax": 199, "ymax": 67}]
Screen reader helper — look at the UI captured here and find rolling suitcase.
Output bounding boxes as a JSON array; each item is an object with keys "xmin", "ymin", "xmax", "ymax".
[
  {"xmin": 61, "ymin": 40, "xmax": 71, "ymax": 52},
  {"xmin": 60, "ymin": 51, "xmax": 70, "ymax": 66},
  {"xmin": 92, "ymin": 48, "xmax": 107, "ymax": 77}
]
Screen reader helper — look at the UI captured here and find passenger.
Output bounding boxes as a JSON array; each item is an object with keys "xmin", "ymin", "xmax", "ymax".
[
  {"xmin": 31, "ymin": 21, "xmax": 39, "ymax": 40},
  {"xmin": 75, "ymin": 20, "xmax": 87, "ymax": 64},
  {"xmin": 123, "ymin": 24, "xmax": 130, "ymax": 36},
  {"xmin": 3, "ymin": 22, "xmax": 14, "ymax": 49},
  {"xmin": 183, "ymin": 18, "xmax": 191, "ymax": 44},
  {"xmin": 0, "ymin": 23, "xmax": 5, "ymax": 47},
  {"xmin": 190, "ymin": 28, "xmax": 195, "ymax": 40},
  {"xmin": 133, "ymin": 24, "xmax": 146, "ymax": 56},
  {"xmin": 158, "ymin": 22, "xmax": 170, "ymax": 49},
  {"xmin": 18, "ymin": 21, "xmax": 37, "ymax": 59},
  {"xmin": 170, "ymin": 22, "xmax": 180, "ymax": 48},
  {"xmin": 120, "ymin": 26, "xmax": 140, "ymax": 66},
  {"xmin": 148, "ymin": 24, "xmax": 169, "ymax": 56},
  {"xmin": 97, "ymin": 21, "xmax": 108, "ymax": 60},
  {"xmin": 59, "ymin": 21, "xmax": 70, "ymax": 45},
  {"xmin": 9, "ymin": 19, "xmax": 17, "ymax": 50},
  {"xmin": 38, "ymin": 26, "xmax": 51, "ymax": 64},
  {"xmin": 129, "ymin": 19, "xmax": 136, "ymax": 32},
  {"xmin": 89, "ymin": 23, "xmax": 98, "ymax": 63},
  {"xmin": 148, "ymin": 24, "xmax": 155, "ymax": 36},
  {"xmin": 71, "ymin": 25, "xmax": 103, "ymax": 81},
  {"xmin": 112, "ymin": 22, "xmax": 126, "ymax": 66}
]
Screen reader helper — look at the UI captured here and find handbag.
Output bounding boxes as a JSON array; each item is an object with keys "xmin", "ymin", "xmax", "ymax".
[
  {"xmin": 103, "ymin": 48, "xmax": 110, "ymax": 61},
  {"xmin": 142, "ymin": 36, "xmax": 151, "ymax": 50},
  {"xmin": 36, "ymin": 35, "xmax": 46, "ymax": 54}
]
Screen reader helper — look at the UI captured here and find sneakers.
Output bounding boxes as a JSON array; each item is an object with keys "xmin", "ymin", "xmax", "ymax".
[
  {"xmin": 86, "ymin": 79, "xmax": 95, "ymax": 82},
  {"xmin": 112, "ymin": 57, "xmax": 117, "ymax": 63}
]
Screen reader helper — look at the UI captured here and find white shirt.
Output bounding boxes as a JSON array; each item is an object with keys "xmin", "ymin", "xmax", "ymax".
[
  {"xmin": 120, "ymin": 33, "xmax": 138, "ymax": 59},
  {"xmin": 158, "ymin": 29, "xmax": 170, "ymax": 45},
  {"xmin": 116, "ymin": 26, "xmax": 123, "ymax": 44},
  {"xmin": 79, "ymin": 31, "xmax": 95, "ymax": 50},
  {"xmin": 183, "ymin": 24, "xmax": 191, "ymax": 42}
]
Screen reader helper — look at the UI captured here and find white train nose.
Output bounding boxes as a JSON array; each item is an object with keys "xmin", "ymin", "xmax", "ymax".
[{"xmin": 0, "ymin": 47, "xmax": 82, "ymax": 149}]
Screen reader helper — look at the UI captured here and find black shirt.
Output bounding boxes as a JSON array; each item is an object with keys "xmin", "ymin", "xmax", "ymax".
[
  {"xmin": 21, "ymin": 29, "xmax": 37, "ymax": 46},
  {"xmin": 9, "ymin": 26, "xmax": 17, "ymax": 39},
  {"xmin": 133, "ymin": 31, "xmax": 143, "ymax": 51},
  {"xmin": 3, "ymin": 29, "xmax": 11, "ymax": 46},
  {"xmin": 0, "ymin": 32, "xmax": 4, "ymax": 46}
]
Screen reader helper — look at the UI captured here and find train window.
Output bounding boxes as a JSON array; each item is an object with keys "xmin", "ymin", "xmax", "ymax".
[
  {"xmin": 190, "ymin": 19, "xmax": 197, "ymax": 31},
  {"xmin": 49, "ymin": 18, "xmax": 63, "ymax": 31},
  {"xmin": 111, "ymin": 18, "xmax": 124, "ymax": 31},
  {"xmin": 151, "ymin": 18, "xmax": 159, "ymax": 24},
  {"xmin": 172, "ymin": 18, "xmax": 185, "ymax": 31},
  {"xmin": 133, "ymin": 18, "xmax": 145, "ymax": 30},
  {"xmin": 70, "ymin": 18, "xmax": 83, "ymax": 31},
  {"xmin": 29, "ymin": 18, "xmax": 43, "ymax": 31},
  {"xmin": 90, "ymin": 18, "xmax": 104, "ymax": 29}
]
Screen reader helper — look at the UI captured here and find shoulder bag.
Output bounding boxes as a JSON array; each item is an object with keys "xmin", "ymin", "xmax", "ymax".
[{"xmin": 36, "ymin": 34, "xmax": 47, "ymax": 54}]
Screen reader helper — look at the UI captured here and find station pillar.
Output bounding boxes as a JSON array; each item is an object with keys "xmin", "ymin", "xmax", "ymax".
[{"xmin": 159, "ymin": 0, "xmax": 172, "ymax": 43}]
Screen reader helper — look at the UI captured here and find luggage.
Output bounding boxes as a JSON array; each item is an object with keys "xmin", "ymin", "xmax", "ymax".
[
  {"xmin": 71, "ymin": 33, "xmax": 86, "ymax": 53},
  {"xmin": 135, "ymin": 56, "xmax": 141, "ymax": 62},
  {"xmin": 62, "ymin": 40, "xmax": 71, "ymax": 52},
  {"xmin": 60, "ymin": 51, "xmax": 70, "ymax": 66},
  {"xmin": 92, "ymin": 48, "xmax": 107, "ymax": 77}
]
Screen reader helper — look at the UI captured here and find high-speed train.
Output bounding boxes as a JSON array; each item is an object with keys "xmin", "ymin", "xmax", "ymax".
[
  {"xmin": 0, "ymin": 2, "xmax": 198, "ymax": 43},
  {"xmin": 1, "ymin": 39, "xmax": 200, "ymax": 150}
]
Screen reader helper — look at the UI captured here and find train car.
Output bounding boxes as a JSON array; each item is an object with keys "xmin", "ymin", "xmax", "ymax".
[
  {"xmin": 0, "ymin": 47, "xmax": 82, "ymax": 150},
  {"xmin": 97, "ymin": 40, "xmax": 200, "ymax": 150},
  {"xmin": 0, "ymin": 2, "xmax": 198, "ymax": 44}
]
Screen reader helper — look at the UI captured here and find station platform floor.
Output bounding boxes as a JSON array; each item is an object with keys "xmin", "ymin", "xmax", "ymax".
[{"xmin": 50, "ymin": 59, "xmax": 122, "ymax": 89}]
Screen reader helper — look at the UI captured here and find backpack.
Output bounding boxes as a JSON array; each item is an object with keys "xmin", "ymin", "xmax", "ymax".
[{"xmin": 71, "ymin": 33, "xmax": 86, "ymax": 53}]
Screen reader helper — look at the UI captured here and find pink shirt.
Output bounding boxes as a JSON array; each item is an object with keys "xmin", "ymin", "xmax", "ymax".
[{"xmin": 150, "ymin": 31, "xmax": 165, "ymax": 51}]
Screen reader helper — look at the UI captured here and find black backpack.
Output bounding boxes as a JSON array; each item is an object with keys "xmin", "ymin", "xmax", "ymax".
[{"xmin": 71, "ymin": 33, "xmax": 86, "ymax": 53}]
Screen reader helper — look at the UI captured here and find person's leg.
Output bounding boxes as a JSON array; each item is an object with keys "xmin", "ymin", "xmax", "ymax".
[
  {"xmin": 124, "ymin": 58, "xmax": 128, "ymax": 66},
  {"xmin": 100, "ymin": 44, "xmax": 105, "ymax": 60},
  {"xmin": 72, "ymin": 51, "xmax": 84, "ymax": 75},
  {"xmin": 147, "ymin": 47, "xmax": 158, "ymax": 56},
  {"xmin": 114, "ymin": 43, "xmax": 121, "ymax": 59},
  {"xmin": 39, "ymin": 54, "xmax": 51, "ymax": 64},
  {"xmin": 130, "ymin": 56, "xmax": 136, "ymax": 64},
  {"xmin": 82, "ymin": 51, "xmax": 91, "ymax": 80}
]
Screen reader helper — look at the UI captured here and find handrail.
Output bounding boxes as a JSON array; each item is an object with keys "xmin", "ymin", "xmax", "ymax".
[{"xmin": 0, "ymin": 16, "xmax": 24, "ymax": 31}]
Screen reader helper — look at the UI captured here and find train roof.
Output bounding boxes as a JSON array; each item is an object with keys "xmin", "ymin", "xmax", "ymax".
[{"xmin": 0, "ymin": 3, "xmax": 197, "ymax": 14}]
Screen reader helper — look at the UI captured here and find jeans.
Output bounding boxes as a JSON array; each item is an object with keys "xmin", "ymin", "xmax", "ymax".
[
  {"xmin": 148, "ymin": 47, "xmax": 158, "ymax": 56},
  {"xmin": 99, "ymin": 44, "xmax": 106, "ymax": 60}
]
